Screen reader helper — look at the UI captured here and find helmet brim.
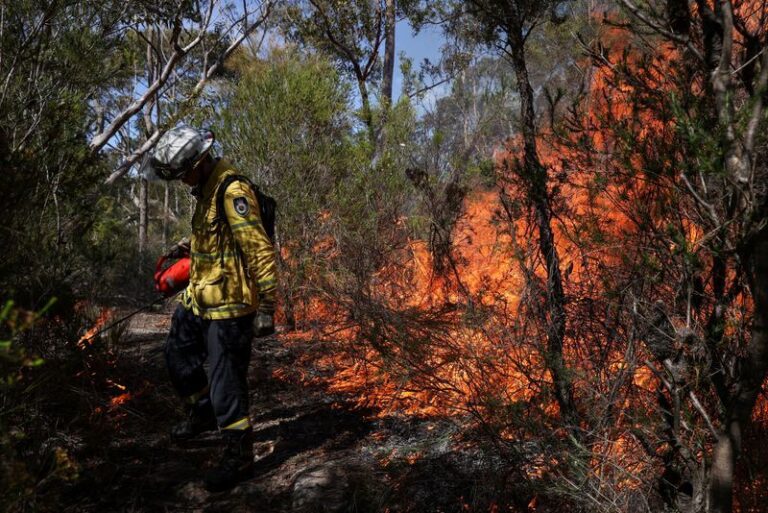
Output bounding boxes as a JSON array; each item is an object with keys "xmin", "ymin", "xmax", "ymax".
[
  {"xmin": 142, "ymin": 156, "xmax": 187, "ymax": 181},
  {"xmin": 139, "ymin": 153, "xmax": 163, "ymax": 181},
  {"xmin": 189, "ymin": 134, "xmax": 214, "ymax": 169}
]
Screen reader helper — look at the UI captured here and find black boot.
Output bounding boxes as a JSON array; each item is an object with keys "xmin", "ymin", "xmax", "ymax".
[
  {"xmin": 170, "ymin": 400, "xmax": 217, "ymax": 441},
  {"xmin": 203, "ymin": 428, "xmax": 254, "ymax": 492}
]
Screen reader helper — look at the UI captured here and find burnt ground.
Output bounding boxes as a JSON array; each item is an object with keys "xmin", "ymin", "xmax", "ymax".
[{"xmin": 55, "ymin": 308, "xmax": 517, "ymax": 513}]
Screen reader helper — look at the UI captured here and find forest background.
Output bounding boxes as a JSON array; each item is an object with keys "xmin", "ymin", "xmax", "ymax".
[{"xmin": 2, "ymin": 1, "xmax": 768, "ymax": 512}]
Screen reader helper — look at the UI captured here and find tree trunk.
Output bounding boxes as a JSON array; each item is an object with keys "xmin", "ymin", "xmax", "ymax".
[
  {"xmin": 710, "ymin": 230, "xmax": 768, "ymax": 513},
  {"xmin": 506, "ymin": 23, "xmax": 578, "ymax": 430},
  {"xmin": 137, "ymin": 28, "xmax": 156, "ymax": 258},
  {"xmin": 381, "ymin": 0, "xmax": 395, "ymax": 107},
  {"xmin": 358, "ymin": 76, "xmax": 375, "ymax": 143},
  {"xmin": 703, "ymin": 4, "xmax": 768, "ymax": 509},
  {"xmin": 162, "ymin": 181, "xmax": 169, "ymax": 248},
  {"xmin": 138, "ymin": 177, "xmax": 148, "ymax": 256},
  {"xmin": 374, "ymin": 0, "xmax": 396, "ymax": 156}
]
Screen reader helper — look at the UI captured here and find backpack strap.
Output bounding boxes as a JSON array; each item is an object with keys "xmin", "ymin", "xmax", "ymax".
[
  {"xmin": 213, "ymin": 174, "xmax": 276, "ymax": 266},
  {"xmin": 215, "ymin": 175, "xmax": 276, "ymax": 239},
  {"xmin": 214, "ymin": 175, "xmax": 246, "ymax": 228},
  {"xmin": 213, "ymin": 175, "xmax": 247, "ymax": 267}
]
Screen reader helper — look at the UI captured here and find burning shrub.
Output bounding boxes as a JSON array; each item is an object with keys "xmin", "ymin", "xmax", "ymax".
[{"xmin": 273, "ymin": 3, "xmax": 768, "ymax": 510}]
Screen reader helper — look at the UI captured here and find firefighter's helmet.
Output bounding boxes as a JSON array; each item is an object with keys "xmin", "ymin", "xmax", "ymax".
[{"xmin": 149, "ymin": 126, "xmax": 215, "ymax": 180}]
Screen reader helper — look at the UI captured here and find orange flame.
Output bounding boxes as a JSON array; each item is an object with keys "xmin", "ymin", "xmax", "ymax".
[
  {"xmin": 76, "ymin": 307, "xmax": 115, "ymax": 348},
  {"xmin": 274, "ymin": 12, "xmax": 768, "ymax": 503},
  {"xmin": 109, "ymin": 392, "xmax": 132, "ymax": 409}
]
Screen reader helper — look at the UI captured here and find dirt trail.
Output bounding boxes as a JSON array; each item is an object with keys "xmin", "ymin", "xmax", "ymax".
[{"xmin": 59, "ymin": 309, "xmax": 496, "ymax": 513}]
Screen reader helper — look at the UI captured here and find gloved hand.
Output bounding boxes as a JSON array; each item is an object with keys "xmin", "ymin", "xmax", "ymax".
[
  {"xmin": 166, "ymin": 237, "xmax": 191, "ymax": 259},
  {"xmin": 254, "ymin": 311, "xmax": 275, "ymax": 337}
]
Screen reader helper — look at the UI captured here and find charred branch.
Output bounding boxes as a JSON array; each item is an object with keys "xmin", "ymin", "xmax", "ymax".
[{"xmin": 405, "ymin": 168, "xmax": 467, "ymax": 275}]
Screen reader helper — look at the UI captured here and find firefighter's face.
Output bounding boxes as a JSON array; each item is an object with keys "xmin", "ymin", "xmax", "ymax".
[
  {"xmin": 181, "ymin": 156, "xmax": 207, "ymax": 186},
  {"xmin": 181, "ymin": 163, "xmax": 202, "ymax": 185}
]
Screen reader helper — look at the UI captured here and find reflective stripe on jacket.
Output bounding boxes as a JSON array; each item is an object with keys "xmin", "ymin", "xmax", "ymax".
[{"xmin": 181, "ymin": 159, "xmax": 277, "ymax": 320}]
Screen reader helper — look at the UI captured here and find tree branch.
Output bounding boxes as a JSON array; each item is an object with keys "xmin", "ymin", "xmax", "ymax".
[
  {"xmin": 192, "ymin": 0, "xmax": 274, "ymax": 96},
  {"xmin": 689, "ymin": 390, "xmax": 719, "ymax": 439},
  {"xmin": 618, "ymin": 0, "xmax": 705, "ymax": 63},
  {"xmin": 103, "ymin": 1, "xmax": 275, "ymax": 184},
  {"xmin": 744, "ymin": 43, "xmax": 768, "ymax": 157},
  {"xmin": 89, "ymin": 16, "xmax": 191, "ymax": 153},
  {"xmin": 361, "ymin": 3, "xmax": 384, "ymax": 79},
  {"xmin": 105, "ymin": 130, "xmax": 163, "ymax": 184}
]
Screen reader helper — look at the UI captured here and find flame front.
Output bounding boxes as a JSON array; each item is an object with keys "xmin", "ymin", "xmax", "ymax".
[{"xmin": 272, "ymin": 5, "xmax": 768, "ymax": 505}]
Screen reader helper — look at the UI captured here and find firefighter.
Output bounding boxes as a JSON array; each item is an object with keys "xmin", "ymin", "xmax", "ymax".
[{"xmin": 149, "ymin": 126, "xmax": 277, "ymax": 492}]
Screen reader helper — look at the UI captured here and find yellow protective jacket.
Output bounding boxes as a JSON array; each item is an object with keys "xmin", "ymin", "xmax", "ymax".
[{"xmin": 181, "ymin": 159, "xmax": 277, "ymax": 320}]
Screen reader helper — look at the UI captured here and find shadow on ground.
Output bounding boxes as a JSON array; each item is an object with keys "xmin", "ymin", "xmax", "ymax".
[{"xmin": 61, "ymin": 313, "xmax": 374, "ymax": 513}]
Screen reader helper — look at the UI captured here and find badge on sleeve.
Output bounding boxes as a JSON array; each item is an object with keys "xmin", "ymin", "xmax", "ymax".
[{"xmin": 233, "ymin": 196, "xmax": 250, "ymax": 217}]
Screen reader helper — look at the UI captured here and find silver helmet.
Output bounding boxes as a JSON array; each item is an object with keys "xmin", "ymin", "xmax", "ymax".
[{"xmin": 149, "ymin": 126, "xmax": 215, "ymax": 180}]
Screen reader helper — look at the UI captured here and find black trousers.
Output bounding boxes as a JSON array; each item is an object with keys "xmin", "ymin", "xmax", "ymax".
[{"xmin": 164, "ymin": 304, "xmax": 254, "ymax": 428}]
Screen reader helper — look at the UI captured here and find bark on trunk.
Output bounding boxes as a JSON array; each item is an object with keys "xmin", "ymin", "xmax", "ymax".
[
  {"xmin": 162, "ymin": 181, "xmax": 169, "ymax": 248},
  {"xmin": 704, "ymin": 4, "xmax": 768, "ymax": 510},
  {"xmin": 138, "ymin": 177, "xmax": 148, "ymax": 256},
  {"xmin": 358, "ymin": 77, "xmax": 375, "ymax": 143},
  {"xmin": 374, "ymin": 0, "xmax": 396, "ymax": 155},
  {"xmin": 381, "ymin": 0, "xmax": 395, "ymax": 107},
  {"xmin": 138, "ymin": 29, "xmax": 157, "ymax": 258},
  {"xmin": 710, "ymin": 231, "xmax": 768, "ymax": 513},
  {"xmin": 506, "ymin": 24, "xmax": 577, "ymax": 430}
]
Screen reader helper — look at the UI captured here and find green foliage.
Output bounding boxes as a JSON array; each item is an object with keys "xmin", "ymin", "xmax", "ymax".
[
  {"xmin": 219, "ymin": 47, "xmax": 352, "ymax": 192},
  {"xmin": 217, "ymin": 47, "xmax": 417, "ymax": 321},
  {"xmin": 283, "ymin": 0, "xmax": 385, "ymax": 81},
  {"xmin": 669, "ymin": 93, "xmax": 727, "ymax": 178},
  {"xmin": 217, "ymin": 48, "xmax": 353, "ymax": 316},
  {"xmin": 218, "ymin": 47, "xmax": 354, "ymax": 253},
  {"xmin": 0, "ymin": 300, "xmax": 51, "ymax": 387},
  {"xmin": 467, "ymin": 158, "xmax": 497, "ymax": 188},
  {"xmin": 0, "ymin": 1, "xmax": 135, "ymax": 310},
  {"xmin": 335, "ymin": 97, "xmax": 415, "ymax": 268},
  {"xmin": 0, "ymin": 300, "xmax": 62, "ymax": 513}
]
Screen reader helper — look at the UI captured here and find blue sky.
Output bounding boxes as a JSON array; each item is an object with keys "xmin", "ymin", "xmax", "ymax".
[{"xmin": 393, "ymin": 20, "xmax": 445, "ymax": 101}]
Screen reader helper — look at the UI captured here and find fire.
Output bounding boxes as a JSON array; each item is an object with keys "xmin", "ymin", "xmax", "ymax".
[
  {"xmin": 76, "ymin": 306, "xmax": 115, "ymax": 348},
  {"xmin": 405, "ymin": 451, "xmax": 422, "ymax": 465},
  {"xmin": 270, "ymin": 6, "xmax": 768, "ymax": 508},
  {"xmin": 109, "ymin": 392, "xmax": 132, "ymax": 409},
  {"xmin": 106, "ymin": 378, "xmax": 127, "ymax": 391},
  {"xmin": 71, "ymin": 304, "xmax": 140, "ymax": 416}
]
